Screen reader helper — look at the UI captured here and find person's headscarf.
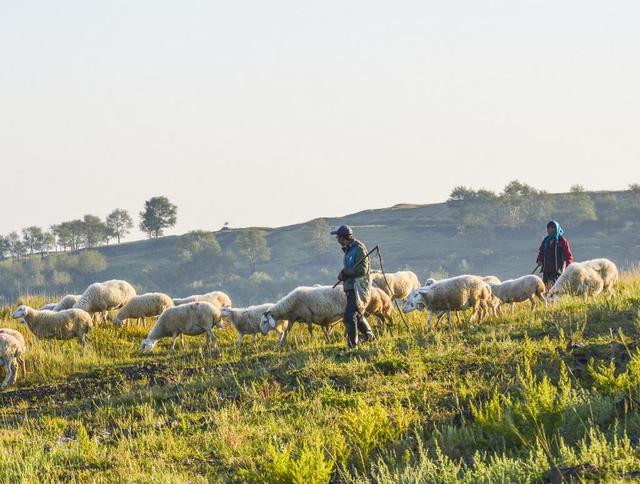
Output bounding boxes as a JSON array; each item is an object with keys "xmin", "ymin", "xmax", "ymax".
[{"xmin": 544, "ymin": 220, "xmax": 564, "ymax": 247}]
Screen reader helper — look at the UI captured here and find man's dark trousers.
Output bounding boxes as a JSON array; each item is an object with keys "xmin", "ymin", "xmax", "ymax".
[{"xmin": 344, "ymin": 289, "xmax": 372, "ymax": 348}]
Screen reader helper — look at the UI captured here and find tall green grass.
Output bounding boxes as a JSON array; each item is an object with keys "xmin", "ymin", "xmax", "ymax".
[{"xmin": 0, "ymin": 274, "xmax": 640, "ymax": 481}]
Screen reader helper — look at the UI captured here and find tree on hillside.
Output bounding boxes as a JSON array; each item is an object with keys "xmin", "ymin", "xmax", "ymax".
[
  {"xmin": 82, "ymin": 215, "xmax": 108, "ymax": 247},
  {"xmin": 176, "ymin": 230, "xmax": 226, "ymax": 279},
  {"xmin": 568, "ymin": 191, "xmax": 597, "ymax": 224},
  {"xmin": 236, "ymin": 228, "xmax": 271, "ymax": 273},
  {"xmin": 7, "ymin": 232, "xmax": 27, "ymax": 259},
  {"xmin": 448, "ymin": 186, "xmax": 497, "ymax": 203},
  {"xmin": 69, "ymin": 220, "xmax": 86, "ymax": 250},
  {"xmin": 570, "ymin": 184, "xmax": 586, "ymax": 193},
  {"xmin": 139, "ymin": 196, "xmax": 178, "ymax": 238},
  {"xmin": 0, "ymin": 236, "xmax": 11, "ymax": 260},
  {"xmin": 106, "ymin": 209, "xmax": 134, "ymax": 244},
  {"xmin": 304, "ymin": 219, "xmax": 332, "ymax": 254},
  {"xmin": 22, "ymin": 226, "xmax": 46, "ymax": 255}
]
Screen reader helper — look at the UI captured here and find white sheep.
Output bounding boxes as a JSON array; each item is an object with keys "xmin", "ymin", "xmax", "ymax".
[
  {"xmin": 74, "ymin": 280, "xmax": 136, "ymax": 322},
  {"xmin": 260, "ymin": 286, "xmax": 347, "ymax": 347},
  {"xmin": 114, "ymin": 293, "xmax": 174, "ymax": 326},
  {"xmin": 53, "ymin": 294, "xmax": 81, "ymax": 311},
  {"xmin": 487, "ymin": 275, "xmax": 546, "ymax": 314},
  {"xmin": 403, "ymin": 275, "xmax": 491, "ymax": 327},
  {"xmin": 12, "ymin": 305, "xmax": 93, "ymax": 345},
  {"xmin": 0, "ymin": 333, "xmax": 25, "ymax": 389},
  {"xmin": 365, "ymin": 286, "xmax": 394, "ymax": 325},
  {"xmin": 172, "ymin": 291, "xmax": 232, "ymax": 309},
  {"xmin": 547, "ymin": 259, "xmax": 618, "ymax": 301},
  {"xmin": 220, "ymin": 304, "xmax": 289, "ymax": 345},
  {"xmin": 0, "ymin": 328, "xmax": 27, "ymax": 380},
  {"xmin": 140, "ymin": 301, "xmax": 223, "ymax": 352},
  {"xmin": 481, "ymin": 276, "xmax": 502, "ymax": 317},
  {"xmin": 371, "ymin": 270, "xmax": 421, "ymax": 302}
]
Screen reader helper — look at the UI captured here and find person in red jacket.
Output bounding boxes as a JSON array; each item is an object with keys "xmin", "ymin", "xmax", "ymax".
[{"xmin": 537, "ymin": 220, "xmax": 574, "ymax": 289}]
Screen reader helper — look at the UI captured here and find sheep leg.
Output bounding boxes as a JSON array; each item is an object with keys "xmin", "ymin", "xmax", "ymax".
[
  {"xmin": 171, "ymin": 333, "xmax": 179, "ymax": 350},
  {"xmin": 278, "ymin": 322, "xmax": 294, "ymax": 348},
  {"xmin": 529, "ymin": 296, "xmax": 536, "ymax": 311},
  {"xmin": 18, "ymin": 357, "xmax": 26, "ymax": 378},
  {"xmin": 206, "ymin": 328, "xmax": 218, "ymax": 353},
  {"xmin": 252, "ymin": 334, "xmax": 258, "ymax": 344},
  {"xmin": 322, "ymin": 326, "xmax": 331, "ymax": 342},
  {"xmin": 425, "ymin": 311, "xmax": 435, "ymax": 329},
  {"xmin": 537, "ymin": 292, "xmax": 548, "ymax": 306},
  {"xmin": 235, "ymin": 333, "xmax": 244, "ymax": 345},
  {"xmin": 1, "ymin": 360, "xmax": 12, "ymax": 389},
  {"xmin": 510, "ymin": 303, "xmax": 515, "ymax": 315}
]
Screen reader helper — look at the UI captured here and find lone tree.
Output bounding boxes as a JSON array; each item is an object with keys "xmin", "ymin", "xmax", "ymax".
[
  {"xmin": 304, "ymin": 219, "xmax": 332, "ymax": 254},
  {"xmin": 106, "ymin": 209, "xmax": 134, "ymax": 244},
  {"xmin": 82, "ymin": 215, "xmax": 108, "ymax": 247},
  {"xmin": 236, "ymin": 228, "xmax": 271, "ymax": 273},
  {"xmin": 139, "ymin": 196, "xmax": 178, "ymax": 238}
]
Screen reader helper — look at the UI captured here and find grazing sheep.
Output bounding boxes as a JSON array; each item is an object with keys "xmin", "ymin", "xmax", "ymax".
[
  {"xmin": 140, "ymin": 301, "xmax": 223, "ymax": 352},
  {"xmin": 581, "ymin": 258, "xmax": 619, "ymax": 294},
  {"xmin": 260, "ymin": 286, "xmax": 347, "ymax": 347},
  {"xmin": 74, "ymin": 280, "xmax": 136, "ymax": 322},
  {"xmin": 53, "ymin": 294, "xmax": 81, "ymax": 312},
  {"xmin": 371, "ymin": 270, "xmax": 421, "ymax": 302},
  {"xmin": 12, "ymin": 305, "xmax": 93, "ymax": 345},
  {"xmin": 487, "ymin": 275, "xmax": 546, "ymax": 314},
  {"xmin": 365, "ymin": 286, "xmax": 394, "ymax": 325},
  {"xmin": 0, "ymin": 328, "xmax": 26, "ymax": 379},
  {"xmin": 481, "ymin": 276, "xmax": 502, "ymax": 317},
  {"xmin": 220, "ymin": 304, "xmax": 289, "ymax": 345},
  {"xmin": 403, "ymin": 275, "xmax": 491, "ymax": 326},
  {"xmin": 0, "ymin": 333, "xmax": 25, "ymax": 389},
  {"xmin": 114, "ymin": 293, "xmax": 174, "ymax": 326},
  {"xmin": 173, "ymin": 291, "xmax": 232, "ymax": 309},
  {"xmin": 547, "ymin": 259, "xmax": 618, "ymax": 301}
]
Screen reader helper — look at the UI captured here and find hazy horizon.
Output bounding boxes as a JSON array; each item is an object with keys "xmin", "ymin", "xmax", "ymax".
[{"xmin": 2, "ymin": 1, "xmax": 639, "ymax": 240}]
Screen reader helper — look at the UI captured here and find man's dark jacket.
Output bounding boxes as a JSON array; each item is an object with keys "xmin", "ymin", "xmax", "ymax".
[{"xmin": 341, "ymin": 239, "xmax": 369, "ymax": 290}]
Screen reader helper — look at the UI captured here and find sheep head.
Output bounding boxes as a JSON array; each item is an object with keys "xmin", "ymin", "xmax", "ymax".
[
  {"xmin": 140, "ymin": 338, "xmax": 158, "ymax": 352},
  {"xmin": 12, "ymin": 305, "xmax": 30, "ymax": 323},
  {"xmin": 403, "ymin": 290, "xmax": 425, "ymax": 313},
  {"xmin": 260, "ymin": 311, "xmax": 276, "ymax": 333}
]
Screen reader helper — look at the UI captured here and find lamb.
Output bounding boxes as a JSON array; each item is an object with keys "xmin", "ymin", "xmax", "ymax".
[
  {"xmin": 487, "ymin": 275, "xmax": 546, "ymax": 314},
  {"xmin": 547, "ymin": 259, "xmax": 618, "ymax": 301},
  {"xmin": 0, "ymin": 328, "xmax": 27, "ymax": 379},
  {"xmin": 220, "ymin": 304, "xmax": 289, "ymax": 345},
  {"xmin": 73, "ymin": 280, "xmax": 136, "ymax": 322},
  {"xmin": 172, "ymin": 291, "xmax": 232, "ymax": 309},
  {"xmin": 53, "ymin": 294, "xmax": 81, "ymax": 311},
  {"xmin": 481, "ymin": 276, "xmax": 502, "ymax": 317},
  {"xmin": 0, "ymin": 333, "xmax": 25, "ymax": 389},
  {"xmin": 140, "ymin": 301, "xmax": 223, "ymax": 352},
  {"xmin": 371, "ymin": 270, "xmax": 421, "ymax": 302},
  {"xmin": 365, "ymin": 286, "xmax": 394, "ymax": 325},
  {"xmin": 260, "ymin": 286, "xmax": 347, "ymax": 347},
  {"xmin": 114, "ymin": 292, "xmax": 174, "ymax": 326},
  {"xmin": 12, "ymin": 305, "xmax": 93, "ymax": 345},
  {"xmin": 403, "ymin": 275, "xmax": 491, "ymax": 327}
]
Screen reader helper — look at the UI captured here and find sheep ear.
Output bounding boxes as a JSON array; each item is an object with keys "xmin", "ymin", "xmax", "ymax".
[{"xmin": 417, "ymin": 288, "xmax": 430, "ymax": 295}]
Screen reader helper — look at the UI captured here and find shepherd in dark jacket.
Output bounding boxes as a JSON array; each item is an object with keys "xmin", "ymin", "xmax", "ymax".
[{"xmin": 536, "ymin": 220, "xmax": 574, "ymax": 289}]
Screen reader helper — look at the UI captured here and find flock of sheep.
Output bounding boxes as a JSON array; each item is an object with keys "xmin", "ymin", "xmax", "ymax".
[{"xmin": 0, "ymin": 257, "xmax": 619, "ymax": 389}]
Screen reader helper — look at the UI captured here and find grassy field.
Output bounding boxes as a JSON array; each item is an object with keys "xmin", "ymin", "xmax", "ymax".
[{"xmin": 2, "ymin": 275, "xmax": 640, "ymax": 482}]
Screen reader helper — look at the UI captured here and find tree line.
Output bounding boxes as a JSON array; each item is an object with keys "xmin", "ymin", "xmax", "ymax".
[
  {"xmin": 447, "ymin": 181, "xmax": 640, "ymax": 230},
  {"xmin": 0, "ymin": 196, "xmax": 178, "ymax": 259}
]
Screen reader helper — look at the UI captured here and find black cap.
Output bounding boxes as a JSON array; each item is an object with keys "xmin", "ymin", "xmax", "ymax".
[{"xmin": 330, "ymin": 224, "xmax": 353, "ymax": 237}]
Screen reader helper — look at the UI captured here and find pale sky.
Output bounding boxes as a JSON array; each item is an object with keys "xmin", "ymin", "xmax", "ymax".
[{"xmin": 1, "ymin": 1, "xmax": 639, "ymax": 239}]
